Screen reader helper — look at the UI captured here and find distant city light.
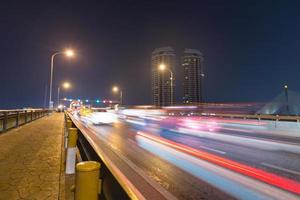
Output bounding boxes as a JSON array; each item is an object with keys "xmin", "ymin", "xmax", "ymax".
[
  {"xmin": 96, "ymin": 99, "xmax": 100, "ymax": 103},
  {"xmin": 85, "ymin": 99, "xmax": 89, "ymax": 102}
]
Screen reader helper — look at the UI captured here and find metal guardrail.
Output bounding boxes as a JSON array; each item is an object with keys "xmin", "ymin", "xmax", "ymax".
[
  {"xmin": 201, "ymin": 113, "xmax": 300, "ymax": 122},
  {"xmin": 66, "ymin": 113, "xmax": 132, "ymax": 200},
  {"xmin": 0, "ymin": 109, "xmax": 49, "ymax": 132}
]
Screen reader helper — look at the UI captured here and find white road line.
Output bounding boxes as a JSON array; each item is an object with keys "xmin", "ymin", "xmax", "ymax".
[
  {"xmin": 200, "ymin": 146, "xmax": 226, "ymax": 154},
  {"xmin": 261, "ymin": 162, "xmax": 300, "ymax": 176}
]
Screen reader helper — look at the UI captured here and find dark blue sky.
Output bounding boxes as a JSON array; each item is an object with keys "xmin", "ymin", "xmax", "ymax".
[{"xmin": 1, "ymin": 0, "xmax": 300, "ymax": 108}]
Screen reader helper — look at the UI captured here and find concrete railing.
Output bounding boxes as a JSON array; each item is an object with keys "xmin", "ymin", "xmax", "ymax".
[{"xmin": 0, "ymin": 109, "xmax": 50, "ymax": 132}]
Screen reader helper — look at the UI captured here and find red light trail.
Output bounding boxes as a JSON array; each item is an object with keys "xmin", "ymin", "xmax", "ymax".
[{"xmin": 137, "ymin": 131, "xmax": 300, "ymax": 195}]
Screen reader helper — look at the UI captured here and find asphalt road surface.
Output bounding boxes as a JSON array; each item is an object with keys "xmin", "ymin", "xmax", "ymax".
[{"xmin": 71, "ymin": 112, "xmax": 300, "ymax": 200}]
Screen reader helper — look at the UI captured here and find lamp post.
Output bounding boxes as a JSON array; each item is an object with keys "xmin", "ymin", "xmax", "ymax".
[
  {"xmin": 49, "ymin": 49, "xmax": 74, "ymax": 109},
  {"xmin": 57, "ymin": 81, "xmax": 71, "ymax": 107},
  {"xmin": 158, "ymin": 63, "xmax": 174, "ymax": 105},
  {"xmin": 112, "ymin": 86, "xmax": 123, "ymax": 105},
  {"xmin": 284, "ymin": 84, "xmax": 289, "ymax": 114}
]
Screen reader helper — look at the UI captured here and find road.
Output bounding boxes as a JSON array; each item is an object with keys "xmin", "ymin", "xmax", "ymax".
[{"xmin": 70, "ymin": 110, "xmax": 300, "ymax": 200}]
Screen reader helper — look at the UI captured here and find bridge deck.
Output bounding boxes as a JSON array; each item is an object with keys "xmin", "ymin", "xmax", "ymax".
[{"xmin": 0, "ymin": 113, "xmax": 70, "ymax": 200}]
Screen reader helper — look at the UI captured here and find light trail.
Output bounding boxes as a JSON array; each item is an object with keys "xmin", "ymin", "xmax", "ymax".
[{"xmin": 137, "ymin": 131, "xmax": 300, "ymax": 195}]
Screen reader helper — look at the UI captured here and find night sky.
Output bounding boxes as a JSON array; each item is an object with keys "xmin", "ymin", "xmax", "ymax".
[{"xmin": 1, "ymin": 0, "xmax": 300, "ymax": 108}]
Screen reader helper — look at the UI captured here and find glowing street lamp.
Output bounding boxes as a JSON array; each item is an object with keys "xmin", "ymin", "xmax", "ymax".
[
  {"xmin": 284, "ymin": 84, "xmax": 289, "ymax": 114},
  {"xmin": 158, "ymin": 63, "xmax": 174, "ymax": 105},
  {"xmin": 112, "ymin": 86, "xmax": 123, "ymax": 105},
  {"xmin": 159, "ymin": 63, "xmax": 166, "ymax": 71},
  {"xmin": 57, "ymin": 81, "xmax": 72, "ymax": 107},
  {"xmin": 65, "ymin": 49, "xmax": 74, "ymax": 57},
  {"xmin": 62, "ymin": 81, "xmax": 71, "ymax": 89},
  {"xmin": 49, "ymin": 49, "xmax": 75, "ymax": 109}
]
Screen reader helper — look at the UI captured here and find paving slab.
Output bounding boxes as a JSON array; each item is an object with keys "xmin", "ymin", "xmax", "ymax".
[{"xmin": 0, "ymin": 113, "xmax": 66, "ymax": 200}]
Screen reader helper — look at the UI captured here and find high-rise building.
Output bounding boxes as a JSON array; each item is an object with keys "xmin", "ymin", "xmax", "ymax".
[
  {"xmin": 151, "ymin": 47, "xmax": 176, "ymax": 106},
  {"xmin": 182, "ymin": 49, "xmax": 204, "ymax": 104}
]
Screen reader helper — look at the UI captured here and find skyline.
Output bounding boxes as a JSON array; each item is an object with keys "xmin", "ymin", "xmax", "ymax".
[{"xmin": 1, "ymin": 1, "xmax": 300, "ymax": 108}]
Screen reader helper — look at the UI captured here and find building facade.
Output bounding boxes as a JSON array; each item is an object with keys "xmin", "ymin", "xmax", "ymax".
[
  {"xmin": 182, "ymin": 49, "xmax": 204, "ymax": 104},
  {"xmin": 151, "ymin": 47, "xmax": 176, "ymax": 106}
]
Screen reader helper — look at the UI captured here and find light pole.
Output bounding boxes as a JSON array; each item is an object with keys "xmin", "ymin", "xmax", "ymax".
[
  {"xmin": 57, "ymin": 81, "xmax": 71, "ymax": 107},
  {"xmin": 158, "ymin": 63, "xmax": 174, "ymax": 105},
  {"xmin": 112, "ymin": 86, "xmax": 123, "ymax": 105},
  {"xmin": 49, "ymin": 49, "xmax": 74, "ymax": 109},
  {"xmin": 284, "ymin": 84, "xmax": 289, "ymax": 114}
]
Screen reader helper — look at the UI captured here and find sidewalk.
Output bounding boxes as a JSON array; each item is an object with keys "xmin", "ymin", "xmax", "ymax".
[{"xmin": 0, "ymin": 113, "xmax": 66, "ymax": 200}]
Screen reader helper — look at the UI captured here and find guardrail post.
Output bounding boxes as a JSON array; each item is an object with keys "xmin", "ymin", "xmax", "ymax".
[
  {"xmin": 66, "ymin": 119, "xmax": 73, "ymax": 129},
  {"xmin": 16, "ymin": 111, "xmax": 20, "ymax": 127},
  {"xmin": 74, "ymin": 161, "xmax": 101, "ymax": 200},
  {"xmin": 31, "ymin": 110, "xmax": 33, "ymax": 121},
  {"xmin": 3, "ymin": 112, "xmax": 8, "ymax": 131},
  {"xmin": 66, "ymin": 127, "xmax": 78, "ymax": 174},
  {"xmin": 24, "ymin": 110, "xmax": 27, "ymax": 123},
  {"xmin": 65, "ymin": 119, "xmax": 73, "ymax": 148}
]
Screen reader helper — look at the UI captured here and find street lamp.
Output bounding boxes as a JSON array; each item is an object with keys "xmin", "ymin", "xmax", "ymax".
[
  {"xmin": 49, "ymin": 49, "xmax": 75, "ymax": 109},
  {"xmin": 57, "ymin": 81, "xmax": 72, "ymax": 107},
  {"xmin": 112, "ymin": 86, "xmax": 123, "ymax": 105},
  {"xmin": 158, "ymin": 63, "xmax": 174, "ymax": 105},
  {"xmin": 284, "ymin": 84, "xmax": 289, "ymax": 114}
]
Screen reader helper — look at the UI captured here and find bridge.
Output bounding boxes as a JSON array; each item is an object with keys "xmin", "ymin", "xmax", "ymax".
[{"xmin": 0, "ymin": 107, "xmax": 300, "ymax": 200}]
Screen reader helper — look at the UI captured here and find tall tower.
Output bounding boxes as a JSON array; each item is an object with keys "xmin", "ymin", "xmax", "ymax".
[
  {"xmin": 151, "ymin": 47, "xmax": 176, "ymax": 106},
  {"xmin": 182, "ymin": 49, "xmax": 204, "ymax": 104}
]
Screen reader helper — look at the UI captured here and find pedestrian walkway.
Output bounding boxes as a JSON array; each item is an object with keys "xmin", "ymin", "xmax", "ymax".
[{"xmin": 0, "ymin": 113, "xmax": 67, "ymax": 200}]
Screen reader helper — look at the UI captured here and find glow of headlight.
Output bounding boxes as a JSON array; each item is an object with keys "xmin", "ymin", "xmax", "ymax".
[
  {"xmin": 163, "ymin": 106, "xmax": 197, "ymax": 109},
  {"xmin": 125, "ymin": 119, "xmax": 146, "ymax": 126},
  {"xmin": 90, "ymin": 112, "xmax": 118, "ymax": 124},
  {"xmin": 121, "ymin": 109, "xmax": 163, "ymax": 117},
  {"xmin": 181, "ymin": 119, "xmax": 202, "ymax": 129}
]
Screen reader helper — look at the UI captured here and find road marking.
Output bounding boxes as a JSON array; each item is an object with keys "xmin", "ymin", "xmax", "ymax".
[
  {"xmin": 261, "ymin": 162, "xmax": 300, "ymax": 176},
  {"xmin": 200, "ymin": 146, "xmax": 226, "ymax": 155}
]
